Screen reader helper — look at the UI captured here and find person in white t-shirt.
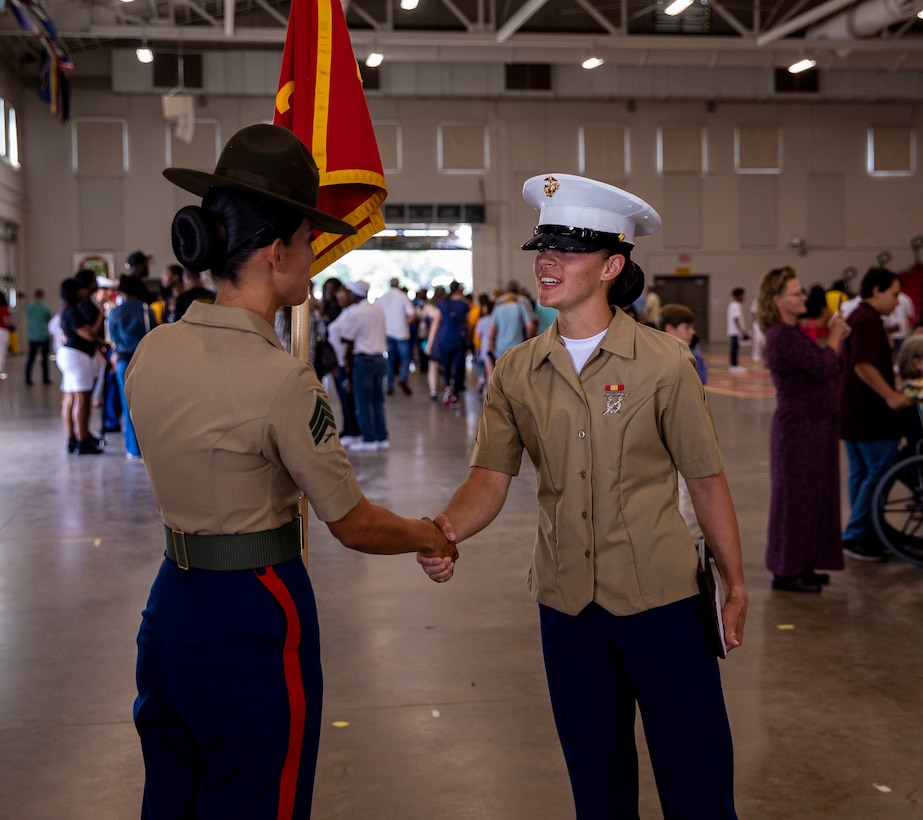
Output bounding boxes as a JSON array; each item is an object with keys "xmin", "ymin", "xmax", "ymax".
[
  {"xmin": 335, "ymin": 281, "xmax": 390, "ymax": 451},
  {"xmin": 726, "ymin": 287, "xmax": 749, "ymax": 373},
  {"xmin": 375, "ymin": 277, "xmax": 416, "ymax": 395},
  {"xmin": 884, "ymin": 290, "xmax": 916, "ymax": 354}
]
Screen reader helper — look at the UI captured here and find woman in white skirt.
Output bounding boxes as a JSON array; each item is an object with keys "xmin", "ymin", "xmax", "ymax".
[{"xmin": 57, "ymin": 278, "xmax": 104, "ymax": 454}]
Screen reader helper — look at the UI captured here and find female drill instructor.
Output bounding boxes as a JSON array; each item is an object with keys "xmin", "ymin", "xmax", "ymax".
[
  {"xmin": 420, "ymin": 174, "xmax": 748, "ymax": 819},
  {"xmin": 125, "ymin": 124, "xmax": 457, "ymax": 819}
]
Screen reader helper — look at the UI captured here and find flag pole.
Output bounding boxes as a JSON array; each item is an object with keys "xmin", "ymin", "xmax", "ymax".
[
  {"xmin": 291, "ymin": 300, "xmax": 311, "ymax": 364},
  {"xmin": 292, "ymin": 300, "xmax": 311, "ymax": 567}
]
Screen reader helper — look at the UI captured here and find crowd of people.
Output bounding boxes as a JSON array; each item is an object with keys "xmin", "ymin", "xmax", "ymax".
[
  {"xmin": 15, "ymin": 250, "xmax": 217, "ymax": 458},
  {"xmin": 753, "ymin": 265, "xmax": 921, "ymax": 591},
  {"xmin": 304, "ymin": 272, "xmax": 549, "ymax": 453}
]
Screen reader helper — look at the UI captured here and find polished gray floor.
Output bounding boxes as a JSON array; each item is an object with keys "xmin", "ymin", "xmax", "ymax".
[{"xmin": 1, "ymin": 349, "xmax": 922, "ymax": 820}]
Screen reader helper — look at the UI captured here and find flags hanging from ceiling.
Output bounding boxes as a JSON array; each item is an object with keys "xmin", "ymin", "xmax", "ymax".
[
  {"xmin": 273, "ymin": 0, "xmax": 387, "ymax": 276},
  {"xmin": 11, "ymin": 0, "xmax": 73, "ymax": 123},
  {"xmin": 39, "ymin": 51, "xmax": 71, "ymax": 124},
  {"xmin": 9, "ymin": 0, "xmax": 74, "ymax": 71}
]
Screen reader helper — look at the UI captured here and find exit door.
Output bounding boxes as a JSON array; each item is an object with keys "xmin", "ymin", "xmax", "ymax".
[{"xmin": 652, "ymin": 275, "xmax": 710, "ymax": 341}]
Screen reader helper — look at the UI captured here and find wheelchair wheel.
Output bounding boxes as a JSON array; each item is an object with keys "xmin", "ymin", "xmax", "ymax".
[{"xmin": 871, "ymin": 454, "xmax": 923, "ymax": 566}]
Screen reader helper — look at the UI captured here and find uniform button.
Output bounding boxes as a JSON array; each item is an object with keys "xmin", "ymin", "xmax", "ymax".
[
  {"xmin": 581, "ymin": 511, "xmax": 588, "ymax": 518},
  {"xmin": 578, "ymin": 430, "xmax": 586, "ymax": 439},
  {"xmin": 580, "ymin": 470, "xmax": 587, "ymax": 478},
  {"xmin": 585, "ymin": 550, "xmax": 591, "ymax": 558}
]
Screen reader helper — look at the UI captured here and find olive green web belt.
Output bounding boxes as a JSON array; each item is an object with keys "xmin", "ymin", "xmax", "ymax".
[{"xmin": 164, "ymin": 518, "xmax": 303, "ymax": 571}]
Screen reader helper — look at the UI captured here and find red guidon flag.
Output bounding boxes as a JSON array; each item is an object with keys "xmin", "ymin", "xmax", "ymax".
[{"xmin": 273, "ymin": 0, "xmax": 387, "ymax": 275}]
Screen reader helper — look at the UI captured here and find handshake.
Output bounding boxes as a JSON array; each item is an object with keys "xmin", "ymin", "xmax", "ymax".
[{"xmin": 418, "ymin": 514, "xmax": 458, "ymax": 583}]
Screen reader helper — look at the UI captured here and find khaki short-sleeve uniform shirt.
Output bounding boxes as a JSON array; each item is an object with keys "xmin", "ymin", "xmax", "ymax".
[
  {"xmin": 471, "ymin": 309, "xmax": 725, "ymax": 616},
  {"xmin": 125, "ymin": 301, "xmax": 362, "ymax": 534}
]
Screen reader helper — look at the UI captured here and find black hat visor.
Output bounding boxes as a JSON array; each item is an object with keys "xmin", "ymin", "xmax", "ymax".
[{"xmin": 521, "ymin": 225, "xmax": 629, "ymax": 253}]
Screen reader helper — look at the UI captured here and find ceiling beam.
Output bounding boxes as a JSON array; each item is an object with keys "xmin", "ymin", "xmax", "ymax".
[
  {"xmin": 438, "ymin": 0, "xmax": 477, "ymax": 31},
  {"xmin": 21, "ymin": 24, "xmax": 917, "ymax": 60},
  {"xmin": 755, "ymin": 0, "xmax": 858, "ymax": 46},
  {"xmin": 495, "ymin": 0, "xmax": 550, "ymax": 44},
  {"xmin": 574, "ymin": 0, "xmax": 620, "ymax": 35},
  {"xmin": 709, "ymin": 0, "xmax": 751, "ymax": 38},
  {"xmin": 254, "ymin": 0, "xmax": 290, "ymax": 27}
]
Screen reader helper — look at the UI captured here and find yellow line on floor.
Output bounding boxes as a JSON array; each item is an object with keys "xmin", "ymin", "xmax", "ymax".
[{"xmin": 62, "ymin": 538, "xmax": 103, "ymax": 547}]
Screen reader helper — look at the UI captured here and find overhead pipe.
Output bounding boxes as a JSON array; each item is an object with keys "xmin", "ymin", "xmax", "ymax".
[{"xmin": 806, "ymin": 0, "xmax": 920, "ymax": 40}]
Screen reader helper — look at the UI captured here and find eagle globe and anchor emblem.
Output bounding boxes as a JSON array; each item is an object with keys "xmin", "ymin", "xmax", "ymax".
[{"xmin": 543, "ymin": 176, "xmax": 560, "ymax": 197}]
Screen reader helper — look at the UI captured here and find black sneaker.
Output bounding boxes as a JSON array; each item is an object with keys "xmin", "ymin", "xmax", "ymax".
[
  {"xmin": 77, "ymin": 438, "xmax": 104, "ymax": 455},
  {"xmin": 843, "ymin": 540, "xmax": 888, "ymax": 562}
]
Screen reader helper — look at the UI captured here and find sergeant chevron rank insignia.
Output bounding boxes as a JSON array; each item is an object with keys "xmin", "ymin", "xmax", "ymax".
[
  {"xmin": 309, "ymin": 396, "xmax": 337, "ymax": 446},
  {"xmin": 603, "ymin": 384, "xmax": 627, "ymax": 415}
]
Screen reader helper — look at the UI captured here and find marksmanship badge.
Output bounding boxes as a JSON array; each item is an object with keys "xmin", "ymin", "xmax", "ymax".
[
  {"xmin": 543, "ymin": 176, "xmax": 559, "ymax": 197},
  {"xmin": 603, "ymin": 384, "xmax": 627, "ymax": 415}
]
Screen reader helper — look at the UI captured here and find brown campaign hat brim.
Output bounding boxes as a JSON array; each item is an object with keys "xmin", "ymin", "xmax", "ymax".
[
  {"xmin": 163, "ymin": 124, "xmax": 357, "ymax": 237},
  {"xmin": 163, "ymin": 167, "xmax": 357, "ymax": 237}
]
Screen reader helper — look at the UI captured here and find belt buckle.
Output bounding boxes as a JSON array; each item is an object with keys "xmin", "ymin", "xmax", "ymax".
[{"xmin": 171, "ymin": 529, "xmax": 190, "ymax": 570}]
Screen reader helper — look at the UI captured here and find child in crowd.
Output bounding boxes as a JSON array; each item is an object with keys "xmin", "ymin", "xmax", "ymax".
[{"xmin": 661, "ymin": 303, "xmax": 707, "ymax": 385}]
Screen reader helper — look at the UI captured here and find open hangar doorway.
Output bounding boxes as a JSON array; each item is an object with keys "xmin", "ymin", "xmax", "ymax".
[{"xmin": 314, "ymin": 224, "xmax": 474, "ymax": 301}]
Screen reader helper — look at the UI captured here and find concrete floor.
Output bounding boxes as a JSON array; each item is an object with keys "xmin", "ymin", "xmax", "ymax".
[{"xmin": 1, "ymin": 349, "xmax": 922, "ymax": 819}]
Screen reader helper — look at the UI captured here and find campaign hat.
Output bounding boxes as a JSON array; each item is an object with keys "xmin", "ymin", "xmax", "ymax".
[
  {"xmin": 163, "ymin": 124, "xmax": 357, "ymax": 237},
  {"xmin": 520, "ymin": 173, "xmax": 660, "ymax": 252}
]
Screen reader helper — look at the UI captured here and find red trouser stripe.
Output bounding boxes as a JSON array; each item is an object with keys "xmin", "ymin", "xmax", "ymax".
[{"xmin": 255, "ymin": 566, "xmax": 306, "ymax": 820}]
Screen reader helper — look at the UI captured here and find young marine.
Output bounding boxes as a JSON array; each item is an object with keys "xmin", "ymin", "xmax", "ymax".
[{"xmin": 420, "ymin": 173, "xmax": 747, "ymax": 819}]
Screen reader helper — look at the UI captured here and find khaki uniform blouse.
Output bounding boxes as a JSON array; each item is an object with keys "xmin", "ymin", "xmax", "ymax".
[
  {"xmin": 125, "ymin": 301, "xmax": 362, "ymax": 535},
  {"xmin": 471, "ymin": 309, "xmax": 725, "ymax": 616}
]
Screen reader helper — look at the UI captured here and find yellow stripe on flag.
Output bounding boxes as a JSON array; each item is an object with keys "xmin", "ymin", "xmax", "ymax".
[
  {"xmin": 273, "ymin": 0, "xmax": 388, "ymax": 276},
  {"xmin": 312, "ymin": 0, "xmax": 332, "ymax": 168}
]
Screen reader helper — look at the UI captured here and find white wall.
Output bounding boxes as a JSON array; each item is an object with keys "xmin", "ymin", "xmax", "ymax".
[{"xmin": 16, "ymin": 82, "xmax": 923, "ymax": 339}]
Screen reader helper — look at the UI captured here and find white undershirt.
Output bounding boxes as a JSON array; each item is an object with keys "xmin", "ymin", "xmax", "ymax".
[{"xmin": 560, "ymin": 329, "xmax": 607, "ymax": 373}]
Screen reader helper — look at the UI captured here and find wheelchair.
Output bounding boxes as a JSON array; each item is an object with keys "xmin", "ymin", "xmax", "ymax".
[{"xmin": 871, "ymin": 438, "xmax": 923, "ymax": 567}]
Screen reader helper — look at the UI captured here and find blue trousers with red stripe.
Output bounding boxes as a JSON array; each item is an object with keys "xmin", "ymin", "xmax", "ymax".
[
  {"xmin": 134, "ymin": 556, "xmax": 322, "ymax": 819},
  {"xmin": 540, "ymin": 597, "xmax": 737, "ymax": 820}
]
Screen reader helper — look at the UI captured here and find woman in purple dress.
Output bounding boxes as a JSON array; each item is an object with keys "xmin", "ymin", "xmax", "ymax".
[{"xmin": 757, "ymin": 267, "xmax": 851, "ymax": 592}]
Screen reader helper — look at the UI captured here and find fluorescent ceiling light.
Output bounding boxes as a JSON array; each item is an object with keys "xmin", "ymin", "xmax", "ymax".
[
  {"xmin": 788, "ymin": 58, "xmax": 816, "ymax": 74},
  {"xmin": 664, "ymin": 0, "xmax": 694, "ymax": 16},
  {"xmin": 581, "ymin": 57, "xmax": 604, "ymax": 70},
  {"xmin": 366, "ymin": 52, "xmax": 384, "ymax": 68},
  {"xmin": 136, "ymin": 46, "xmax": 154, "ymax": 64},
  {"xmin": 380, "ymin": 229, "xmax": 450, "ymax": 237},
  {"xmin": 400, "ymin": 0, "xmax": 419, "ymax": 9}
]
